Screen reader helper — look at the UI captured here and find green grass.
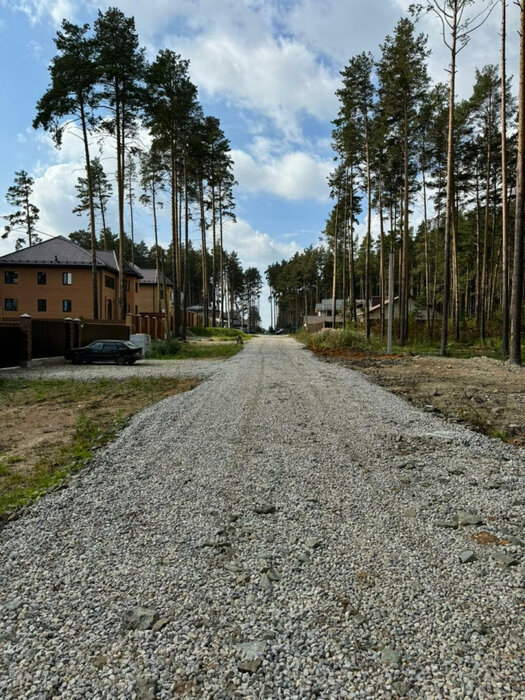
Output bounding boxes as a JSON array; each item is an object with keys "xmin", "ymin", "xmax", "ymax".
[
  {"xmin": 149, "ymin": 339, "xmax": 244, "ymax": 360},
  {"xmin": 189, "ymin": 326, "xmax": 251, "ymax": 339},
  {"xmin": 0, "ymin": 376, "xmax": 197, "ymax": 518},
  {"xmin": 298, "ymin": 326, "xmax": 524, "ymax": 361}
]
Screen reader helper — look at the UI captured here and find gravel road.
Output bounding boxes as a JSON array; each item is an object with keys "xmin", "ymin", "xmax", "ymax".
[
  {"xmin": 3, "ymin": 358, "xmax": 223, "ymax": 381},
  {"xmin": 1, "ymin": 336, "xmax": 525, "ymax": 699}
]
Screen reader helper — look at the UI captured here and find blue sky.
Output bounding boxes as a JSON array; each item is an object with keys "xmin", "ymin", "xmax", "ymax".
[{"xmin": 0, "ymin": 0, "xmax": 519, "ymax": 327}]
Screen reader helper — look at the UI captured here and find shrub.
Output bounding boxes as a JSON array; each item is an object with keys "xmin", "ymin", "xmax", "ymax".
[{"xmin": 150, "ymin": 339, "xmax": 181, "ymax": 358}]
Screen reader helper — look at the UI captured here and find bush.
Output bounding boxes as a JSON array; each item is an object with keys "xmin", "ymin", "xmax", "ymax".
[
  {"xmin": 149, "ymin": 339, "xmax": 181, "ymax": 358},
  {"xmin": 306, "ymin": 327, "xmax": 376, "ymax": 351}
]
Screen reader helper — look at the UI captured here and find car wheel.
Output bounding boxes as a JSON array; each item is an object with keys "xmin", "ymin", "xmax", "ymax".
[{"xmin": 116, "ymin": 356, "xmax": 126, "ymax": 365}]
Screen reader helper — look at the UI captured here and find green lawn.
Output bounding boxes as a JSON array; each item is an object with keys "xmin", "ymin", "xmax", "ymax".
[
  {"xmin": 297, "ymin": 326, "xmax": 525, "ymax": 361},
  {"xmin": 149, "ymin": 338, "xmax": 244, "ymax": 359},
  {"xmin": 189, "ymin": 326, "xmax": 251, "ymax": 340}
]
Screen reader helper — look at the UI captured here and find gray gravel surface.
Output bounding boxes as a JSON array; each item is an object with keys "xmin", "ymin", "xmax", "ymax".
[
  {"xmin": 3, "ymin": 358, "xmax": 222, "ymax": 381},
  {"xmin": 1, "ymin": 336, "xmax": 525, "ymax": 699}
]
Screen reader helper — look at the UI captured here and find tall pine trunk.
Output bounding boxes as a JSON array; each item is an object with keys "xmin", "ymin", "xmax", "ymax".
[
  {"xmin": 400, "ymin": 108, "xmax": 409, "ymax": 345},
  {"xmin": 501, "ymin": 0, "xmax": 510, "ymax": 355},
  {"xmin": 219, "ymin": 181, "xmax": 224, "ymax": 328},
  {"xmin": 481, "ymin": 133, "xmax": 492, "ymax": 340},
  {"xmin": 211, "ymin": 181, "xmax": 217, "ymax": 327},
  {"xmin": 510, "ymin": 1, "xmax": 525, "ymax": 365},
  {"xmin": 116, "ymin": 85, "xmax": 127, "ymax": 321},
  {"xmin": 199, "ymin": 179, "xmax": 209, "ymax": 327},
  {"xmin": 152, "ymin": 186, "xmax": 161, "ymax": 314},
  {"xmin": 364, "ymin": 127, "xmax": 372, "ymax": 339},
  {"xmin": 170, "ymin": 147, "xmax": 180, "ymax": 336},
  {"xmin": 331, "ymin": 196, "xmax": 340, "ymax": 327},
  {"xmin": 182, "ymin": 156, "xmax": 189, "ymax": 338},
  {"xmin": 440, "ymin": 8, "xmax": 457, "ymax": 356},
  {"xmin": 80, "ymin": 101, "xmax": 98, "ymax": 319},
  {"xmin": 349, "ymin": 167, "xmax": 357, "ymax": 323}
]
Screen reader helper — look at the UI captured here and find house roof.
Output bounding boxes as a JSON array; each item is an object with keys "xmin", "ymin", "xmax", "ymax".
[
  {"xmin": 368, "ymin": 296, "xmax": 400, "ymax": 313},
  {"xmin": 136, "ymin": 268, "xmax": 173, "ymax": 286},
  {"xmin": 0, "ymin": 235, "xmax": 142, "ymax": 277},
  {"xmin": 0, "ymin": 235, "xmax": 103, "ymax": 268},
  {"xmin": 315, "ymin": 299, "xmax": 344, "ymax": 312},
  {"xmin": 96, "ymin": 250, "xmax": 142, "ymax": 278}
]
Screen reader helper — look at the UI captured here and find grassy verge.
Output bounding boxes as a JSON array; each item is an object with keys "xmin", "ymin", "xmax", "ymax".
[
  {"xmin": 0, "ymin": 376, "xmax": 197, "ymax": 518},
  {"xmin": 189, "ymin": 326, "xmax": 251, "ymax": 340},
  {"xmin": 297, "ymin": 326, "xmax": 523, "ymax": 361},
  {"xmin": 149, "ymin": 338, "xmax": 244, "ymax": 360}
]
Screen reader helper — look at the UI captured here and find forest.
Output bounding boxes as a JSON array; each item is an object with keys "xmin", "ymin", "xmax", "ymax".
[
  {"xmin": 2, "ymin": 8, "xmax": 263, "ymax": 332},
  {"xmin": 267, "ymin": 1, "xmax": 525, "ymax": 364}
]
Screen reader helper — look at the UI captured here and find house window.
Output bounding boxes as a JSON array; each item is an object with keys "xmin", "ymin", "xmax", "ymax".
[
  {"xmin": 126, "ymin": 303, "xmax": 130, "ymax": 313},
  {"xmin": 4, "ymin": 271, "xmax": 18, "ymax": 284},
  {"xmin": 135, "ymin": 282, "xmax": 138, "ymax": 293},
  {"xmin": 37, "ymin": 272, "xmax": 46, "ymax": 285},
  {"xmin": 125, "ymin": 280, "xmax": 130, "ymax": 292},
  {"xmin": 134, "ymin": 305, "xmax": 138, "ymax": 315},
  {"xmin": 63, "ymin": 299, "xmax": 72, "ymax": 312},
  {"xmin": 105, "ymin": 275, "xmax": 115, "ymax": 289},
  {"xmin": 160, "ymin": 289, "xmax": 164, "ymax": 299},
  {"xmin": 37, "ymin": 299, "xmax": 47, "ymax": 312},
  {"xmin": 62, "ymin": 272, "xmax": 72, "ymax": 285},
  {"xmin": 4, "ymin": 298, "xmax": 18, "ymax": 311}
]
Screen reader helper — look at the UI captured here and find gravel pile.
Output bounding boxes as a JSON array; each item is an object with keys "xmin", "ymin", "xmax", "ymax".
[
  {"xmin": 1, "ymin": 336, "xmax": 525, "ymax": 698},
  {"xmin": 3, "ymin": 358, "xmax": 222, "ymax": 381}
]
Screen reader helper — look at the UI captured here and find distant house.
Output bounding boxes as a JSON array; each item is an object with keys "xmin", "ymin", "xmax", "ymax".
[
  {"xmin": 304, "ymin": 298, "xmax": 347, "ymax": 330},
  {"xmin": 0, "ymin": 236, "xmax": 142, "ymax": 320},
  {"xmin": 357, "ymin": 296, "xmax": 431, "ymax": 321},
  {"xmin": 134, "ymin": 267, "xmax": 173, "ymax": 315}
]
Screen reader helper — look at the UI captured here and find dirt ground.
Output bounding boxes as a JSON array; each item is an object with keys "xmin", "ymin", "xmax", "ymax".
[
  {"xmin": 312, "ymin": 347, "xmax": 525, "ymax": 447},
  {"xmin": 0, "ymin": 377, "xmax": 197, "ymax": 514}
]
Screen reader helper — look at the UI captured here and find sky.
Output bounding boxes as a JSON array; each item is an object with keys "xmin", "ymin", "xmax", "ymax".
[{"xmin": 0, "ymin": 0, "xmax": 520, "ymax": 328}]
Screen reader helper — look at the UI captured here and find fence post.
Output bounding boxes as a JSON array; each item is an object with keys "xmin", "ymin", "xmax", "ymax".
[
  {"xmin": 73, "ymin": 318, "xmax": 82, "ymax": 348},
  {"xmin": 64, "ymin": 317, "xmax": 73, "ymax": 354},
  {"xmin": 19, "ymin": 314, "xmax": 32, "ymax": 367}
]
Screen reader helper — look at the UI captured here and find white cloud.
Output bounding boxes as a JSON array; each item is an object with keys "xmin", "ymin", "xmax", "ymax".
[
  {"xmin": 179, "ymin": 33, "xmax": 338, "ymax": 139},
  {"xmin": 232, "ymin": 147, "xmax": 331, "ymax": 202},
  {"xmin": 86, "ymin": 0, "xmax": 338, "ymax": 139},
  {"xmin": 223, "ymin": 217, "xmax": 300, "ymax": 269},
  {"xmin": 286, "ymin": 0, "xmax": 403, "ymax": 63},
  {"xmin": 2, "ymin": 0, "xmax": 78, "ymax": 25}
]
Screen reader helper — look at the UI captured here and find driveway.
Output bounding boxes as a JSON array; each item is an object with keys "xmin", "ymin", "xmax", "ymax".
[
  {"xmin": 1, "ymin": 336, "xmax": 524, "ymax": 698},
  {"xmin": 3, "ymin": 357, "xmax": 224, "ymax": 381}
]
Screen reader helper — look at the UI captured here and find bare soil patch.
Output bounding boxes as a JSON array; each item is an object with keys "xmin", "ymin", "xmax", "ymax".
[
  {"xmin": 0, "ymin": 377, "xmax": 198, "ymax": 515},
  {"xmin": 312, "ymin": 346, "xmax": 525, "ymax": 447}
]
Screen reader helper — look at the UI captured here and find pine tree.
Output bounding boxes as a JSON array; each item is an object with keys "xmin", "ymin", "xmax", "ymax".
[
  {"xmin": 140, "ymin": 148, "xmax": 166, "ymax": 314},
  {"xmin": 143, "ymin": 49, "xmax": 199, "ymax": 335},
  {"xmin": 378, "ymin": 18, "xmax": 429, "ymax": 344},
  {"xmin": 510, "ymin": 1, "xmax": 525, "ymax": 365},
  {"xmin": 411, "ymin": 0, "xmax": 498, "ymax": 355},
  {"xmin": 337, "ymin": 53, "xmax": 375, "ymax": 336},
  {"xmin": 3, "ymin": 170, "xmax": 40, "ymax": 250},
  {"xmin": 34, "ymin": 20, "xmax": 100, "ymax": 317},
  {"xmin": 94, "ymin": 8, "xmax": 145, "ymax": 320},
  {"xmin": 73, "ymin": 157, "xmax": 113, "ymax": 250}
]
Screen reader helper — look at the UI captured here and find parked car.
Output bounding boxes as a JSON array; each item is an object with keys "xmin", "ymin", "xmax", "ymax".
[{"xmin": 65, "ymin": 340, "xmax": 142, "ymax": 365}]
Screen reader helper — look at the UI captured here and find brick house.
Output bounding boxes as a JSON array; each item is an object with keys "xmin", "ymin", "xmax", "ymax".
[
  {"xmin": 134, "ymin": 267, "xmax": 173, "ymax": 315},
  {"xmin": 0, "ymin": 236, "xmax": 142, "ymax": 320}
]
